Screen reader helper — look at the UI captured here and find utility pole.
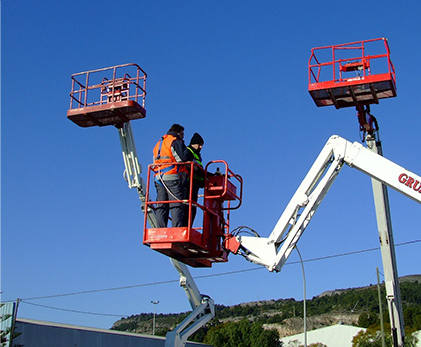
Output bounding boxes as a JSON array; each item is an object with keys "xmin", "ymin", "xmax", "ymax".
[
  {"xmin": 151, "ymin": 300, "xmax": 160, "ymax": 335},
  {"xmin": 377, "ymin": 267, "xmax": 386, "ymax": 347}
]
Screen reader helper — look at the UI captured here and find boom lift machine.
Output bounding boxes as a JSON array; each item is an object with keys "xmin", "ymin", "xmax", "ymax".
[
  {"xmin": 308, "ymin": 38, "xmax": 404, "ymax": 346},
  {"xmin": 225, "ymin": 38, "xmax": 414, "ymax": 347},
  {"xmin": 67, "ymin": 63, "xmax": 243, "ymax": 346},
  {"xmin": 224, "ymin": 38, "xmax": 414, "ymax": 347}
]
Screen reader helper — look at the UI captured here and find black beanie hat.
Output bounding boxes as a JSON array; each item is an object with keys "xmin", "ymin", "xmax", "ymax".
[{"xmin": 190, "ymin": 133, "xmax": 204, "ymax": 145}]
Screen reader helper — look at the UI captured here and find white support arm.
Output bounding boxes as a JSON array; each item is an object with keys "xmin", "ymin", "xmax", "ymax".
[
  {"xmin": 165, "ymin": 259, "xmax": 215, "ymax": 347},
  {"xmin": 232, "ymin": 135, "xmax": 421, "ymax": 272},
  {"xmin": 118, "ymin": 122, "xmax": 146, "ymax": 194},
  {"xmin": 165, "ymin": 297, "xmax": 215, "ymax": 347},
  {"xmin": 170, "ymin": 259, "xmax": 203, "ymax": 309},
  {"xmin": 118, "ymin": 122, "xmax": 157, "ymax": 227},
  {"xmin": 344, "ymin": 137, "xmax": 421, "ymax": 203}
]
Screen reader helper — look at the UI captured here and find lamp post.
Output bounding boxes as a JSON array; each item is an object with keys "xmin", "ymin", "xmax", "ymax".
[{"xmin": 151, "ymin": 300, "xmax": 160, "ymax": 335}]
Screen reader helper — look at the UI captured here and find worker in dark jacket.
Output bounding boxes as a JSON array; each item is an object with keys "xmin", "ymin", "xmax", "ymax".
[
  {"xmin": 183, "ymin": 133, "xmax": 205, "ymax": 226},
  {"xmin": 153, "ymin": 124, "xmax": 193, "ymax": 227}
]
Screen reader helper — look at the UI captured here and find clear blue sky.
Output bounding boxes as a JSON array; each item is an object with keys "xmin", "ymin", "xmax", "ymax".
[{"xmin": 2, "ymin": 1, "xmax": 421, "ymax": 330}]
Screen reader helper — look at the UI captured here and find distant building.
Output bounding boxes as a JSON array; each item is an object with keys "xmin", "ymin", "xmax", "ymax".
[
  {"xmin": 280, "ymin": 324, "xmax": 366, "ymax": 347},
  {"xmin": 281, "ymin": 325, "xmax": 421, "ymax": 347},
  {"xmin": 12, "ymin": 318, "xmax": 211, "ymax": 347}
]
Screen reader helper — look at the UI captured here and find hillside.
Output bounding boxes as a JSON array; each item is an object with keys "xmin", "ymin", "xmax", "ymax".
[{"xmin": 111, "ymin": 275, "xmax": 421, "ymax": 341}]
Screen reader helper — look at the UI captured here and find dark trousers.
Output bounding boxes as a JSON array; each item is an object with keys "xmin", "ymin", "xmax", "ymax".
[
  {"xmin": 183, "ymin": 182, "xmax": 200, "ymax": 227},
  {"xmin": 154, "ymin": 175, "xmax": 187, "ymax": 228}
]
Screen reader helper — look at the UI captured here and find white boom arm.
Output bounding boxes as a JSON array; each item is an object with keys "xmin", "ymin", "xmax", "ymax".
[
  {"xmin": 165, "ymin": 259, "xmax": 215, "ymax": 347},
  {"xmin": 118, "ymin": 122, "xmax": 145, "ymax": 191},
  {"xmin": 233, "ymin": 135, "xmax": 421, "ymax": 272},
  {"xmin": 118, "ymin": 122, "xmax": 214, "ymax": 347}
]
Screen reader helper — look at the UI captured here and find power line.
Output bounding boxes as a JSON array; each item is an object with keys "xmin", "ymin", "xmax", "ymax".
[
  {"xmin": 21, "ymin": 278, "xmax": 180, "ymax": 301},
  {"xmin": 21, "ymin": 300, "xmax": 124, "ymax": 317},
  {"xmin": 15, "ymin": 238, "xmax": 420, "ymax": 302},
  {"xmin": 288, "ymin": 245, "xmax": 380, "ymax": 265}
]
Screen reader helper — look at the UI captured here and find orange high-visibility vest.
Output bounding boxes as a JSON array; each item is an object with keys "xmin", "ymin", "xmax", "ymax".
[{"xmin": 153, "ymin": 134, "xmax": 188, "ymax": 178}]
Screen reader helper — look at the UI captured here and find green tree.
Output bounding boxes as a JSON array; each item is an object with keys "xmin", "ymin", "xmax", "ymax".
[
  {"xmin": 414, "ymin": 314, "xmax": 421, "ymax": 330},
  {"xmin": 358, "ymin": 312, "xmax": 378, "ymax": 328},
  {"xmin": 352, "ymin": 325, "xmax": 418, "ymax": 347},
  {"xmin": 203, "ymin": 319, "xmax": 281, "ymax": 347}
]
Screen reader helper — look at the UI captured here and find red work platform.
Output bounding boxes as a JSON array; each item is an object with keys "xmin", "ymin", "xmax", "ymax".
[
  {"xmin": 67, "ymin": 64, "xmax": 147, "ymax": 127},
  {"xmin": 143, "ymin": 161, "xmax": 243, "ymax": 268},
  {"xmin": 308, "ymin": 38, "xmax": 396, "ymax": 109},
  {"xmin": 144, "ymin": 227, "xmax": 227, "ymax": 268}
]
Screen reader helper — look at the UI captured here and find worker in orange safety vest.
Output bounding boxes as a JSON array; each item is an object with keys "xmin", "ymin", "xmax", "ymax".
[{"xmin": 153, "ymin": 124, "xmax": 193, "ymax": 227}]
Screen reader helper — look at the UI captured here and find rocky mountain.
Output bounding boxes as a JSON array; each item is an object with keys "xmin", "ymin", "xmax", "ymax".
[{"xmin": 111, "ymin": 274, "xmax": 421, "ymax": 340}]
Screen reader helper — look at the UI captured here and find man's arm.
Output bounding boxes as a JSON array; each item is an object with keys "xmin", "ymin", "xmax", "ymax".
[{"xmin": 172, "ymin": 139, "xmax": 194, "ymax": 162}]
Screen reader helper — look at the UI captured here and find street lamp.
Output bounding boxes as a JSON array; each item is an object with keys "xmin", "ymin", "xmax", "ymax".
[{"xmin": 151, "ymin": 300, "xmax": 160, "ymax": 335}]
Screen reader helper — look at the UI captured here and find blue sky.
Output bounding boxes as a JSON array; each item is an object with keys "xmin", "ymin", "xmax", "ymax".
[{"xmin": 2, "ymin": 1, "xmax": 421, "ymax": 330}]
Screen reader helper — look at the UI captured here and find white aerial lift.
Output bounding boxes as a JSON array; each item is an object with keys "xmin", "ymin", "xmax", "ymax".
[
  {"xmin": 225, "ymin": 133, "xmax": 421, "ymax": 270},
  {"xmin": 67, "ymin": 64, "xmax": 225, "ymax": 347},
  {"xmin": 304, "ymin": 37, "xmax": 408, "ymax": 346}
]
